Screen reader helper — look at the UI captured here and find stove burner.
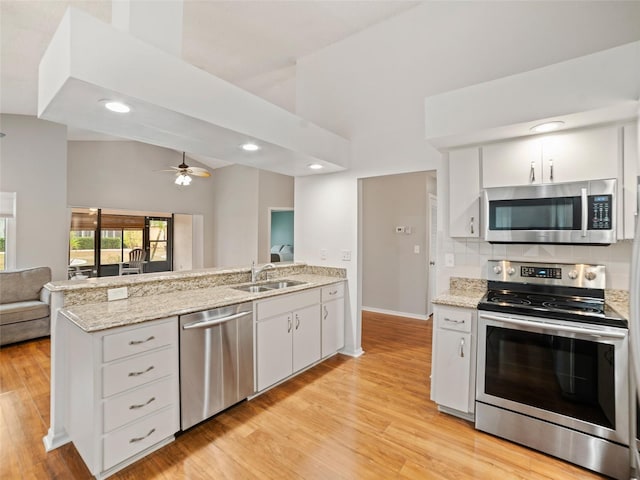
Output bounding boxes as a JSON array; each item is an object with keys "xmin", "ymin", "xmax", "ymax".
[
  {"xmin": 542, "ymin": 301, "xmax": 602, "ymax": 315},
  {"xmin": 527, "ymin": 294, "xmax": 557, "ymax": 302},
  {"xmin": 491, "ymin": 296, "xmax": 532, "ymax": 306}
]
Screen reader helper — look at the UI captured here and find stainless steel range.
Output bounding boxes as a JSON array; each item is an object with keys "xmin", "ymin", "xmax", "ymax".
[{"xmin": 476, "ymin": 260, "xmax": 629, "ymax": 480}]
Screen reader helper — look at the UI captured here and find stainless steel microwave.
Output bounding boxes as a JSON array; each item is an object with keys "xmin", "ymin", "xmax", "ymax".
[{"xmin": 482, "ymin": 179, "xmax": 616, "ymax": 245}]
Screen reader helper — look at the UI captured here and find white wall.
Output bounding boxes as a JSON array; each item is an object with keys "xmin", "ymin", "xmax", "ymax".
[
  {"xmin": 67, "ymin": 140, "xmax": 217, "ymax": 267},
  {"xmin": 0, "ymin": 114, "xmax": 68, "ymax": 280},
  {"xmin": 294, "ymin": 2, "xmax": 640, "ymax": 354},
  {"xmin": 173, "ymin": 213, "xmax": 193, "ymax": 271},
  {"xmin": 211, "ymin": 165, "xmax": 293, "ymax": 267},
  {"xmin": 257, "ymin": 169, "xmax": 294, "ymax": 263},
  {"xmin": 362, "ymin": 172, "xmax": 431, "ymax": 318}
]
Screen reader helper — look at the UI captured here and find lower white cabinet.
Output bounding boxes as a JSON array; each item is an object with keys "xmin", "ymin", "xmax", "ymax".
[
  {"xmin": 256, "ymin": 289, "xmax": 321, "ymax": 391},
  {"xmin": 321, "ymin": 282, "xmax": 345, "ymax": 357},
  {"xmin": 430, "ymin": 305, "xmax": 476, "ymax": 419},
  {"xmin": 64, "ymin": 316, "xmax": 179, "ymax": 479}
]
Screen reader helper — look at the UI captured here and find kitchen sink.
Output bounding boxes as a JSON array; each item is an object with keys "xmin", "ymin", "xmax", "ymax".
[
  {"xmin": 232, "ymin": 279, "xmax": 307, "ymax": 293},
  {"xmin": 233, "ymin": 285, "xmax": 273, "ymax": 293},
  {"xmin": 262, "ymin": 280, "xmax": 306, "ymax": 289}
]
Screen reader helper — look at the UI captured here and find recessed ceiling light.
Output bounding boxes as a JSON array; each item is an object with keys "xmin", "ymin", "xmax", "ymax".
[
  {"xmin": 531, "ymin": 121, "xmax": 564, "ymax": 133},
  {"xmin": 308, "ymin": 163, "xmax": 323, "ymax": 170},
  {"xmin": 103, "ymin": 101, "xmax": 131, "ymax": 113},
  {"xmin": 241, "ymin": 143, "xmax": 260, "ymax": 152}
]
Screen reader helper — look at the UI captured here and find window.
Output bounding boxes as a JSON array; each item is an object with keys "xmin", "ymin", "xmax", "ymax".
[{"xmin": 0, "ymin": 192, "xmax": 16, "ymax": 271}]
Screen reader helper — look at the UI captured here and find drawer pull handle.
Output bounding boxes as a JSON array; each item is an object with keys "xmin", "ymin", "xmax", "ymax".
[
  {"xmin": 129, "ymin": 428, "xmax": 156, "ymax": 443},
  {"xmin": 129, "ymin": 336, "xmax": 155, "ymax": 345},
  {"xmin": 444, "ymin": 318, "xmax": 465, "ymax": 324},
  {"xmin": 329, "ymin": 290, "xmax": 337, "ymax": 296},
  {"xmin": 129, "ymin": 397, "xmax": 156, "ymax": 410},
  {"xmin": 128, "ymin": 366, "xmax": 155, "ymax": 377}
]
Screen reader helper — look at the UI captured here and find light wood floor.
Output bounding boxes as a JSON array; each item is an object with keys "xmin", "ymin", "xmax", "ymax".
[{"xmin": 0, "ymin": 312, "xmax": 605, "ymax": 479}]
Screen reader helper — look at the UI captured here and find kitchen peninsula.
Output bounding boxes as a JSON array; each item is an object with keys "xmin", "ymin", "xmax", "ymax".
[{"xmin": 42, "ymin": 263, "xmax": 346, "ymax": 479}]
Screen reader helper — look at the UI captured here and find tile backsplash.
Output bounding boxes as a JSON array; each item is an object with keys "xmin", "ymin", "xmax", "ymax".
[{"xmin": 438, "ymin": 233, "xmax": 632, "ymax": 291}]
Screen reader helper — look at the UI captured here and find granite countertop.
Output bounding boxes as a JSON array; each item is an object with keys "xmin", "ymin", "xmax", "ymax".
[
  {"xmin": 432, "ymin": 289, "xmax": 485, "ymax": 309},
  {"xmin": 60, "ymin": 273, "xmax": 344, "ymax": 333}
]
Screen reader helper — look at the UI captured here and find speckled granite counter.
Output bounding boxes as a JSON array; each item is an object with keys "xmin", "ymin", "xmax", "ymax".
[
  {"xmin": 432, "ymin": 277, "xmax": 486, "ymax": 309},
  {"xmin": 606, "ymin": 289, "xmax": 629, "ymax": 320},
  {"xmin": 60, "ymin": 273, "xmax": 344, "ymax": 332}
]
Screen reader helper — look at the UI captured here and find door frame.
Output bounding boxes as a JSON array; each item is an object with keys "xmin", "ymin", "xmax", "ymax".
[
  {"xmin": 427, "ymin": 193, "xmax": 438, "ymax": 316},
  {"xmin": 267, "ymin": 207, "xmax": 294, "ymax": 262}
]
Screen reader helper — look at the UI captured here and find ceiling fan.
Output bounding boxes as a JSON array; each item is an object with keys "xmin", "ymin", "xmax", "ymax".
[{"xmin": 164, "ymin": 152, "xmax": 211, "ymax": 185}]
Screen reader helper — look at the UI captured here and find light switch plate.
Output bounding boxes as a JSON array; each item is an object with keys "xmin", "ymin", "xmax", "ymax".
[
  {"xmin": 107, "ymin": 287, "xmax": 128, "ymax": 301},
  {"xmin": 320, "ymin": 249, "xmax": 328, "ymax": 260},
  {"xmin": 445, "ymin": 253, "xmax": 455, "ymax": 267},
  {"xmin": 341, "ymin": 250, "xmax": 351, "ymax": 261},
  {"xmin": 414, "ymin": 245, "xmax": 420, "ymax": 254}
]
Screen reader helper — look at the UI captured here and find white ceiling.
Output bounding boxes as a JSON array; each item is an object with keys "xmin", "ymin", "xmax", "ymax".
[{"xmin": 0, "ymin": 0, "xmax": 419, "ymax": 126}]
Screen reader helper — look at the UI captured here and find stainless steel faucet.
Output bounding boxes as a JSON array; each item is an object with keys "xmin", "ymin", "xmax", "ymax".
[{"xmin": 251, "ymin": 261, "xmax": 275, "ymax": 283}]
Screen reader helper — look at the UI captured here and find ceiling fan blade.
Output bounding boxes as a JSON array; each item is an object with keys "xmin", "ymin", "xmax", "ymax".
[
  {"xmin": 187, "ymin": 166, "xmax": 212, "ymax": 177},
  {"xmin": 159, "ymin": 167, "xmax": 181, "ymax": 173}
]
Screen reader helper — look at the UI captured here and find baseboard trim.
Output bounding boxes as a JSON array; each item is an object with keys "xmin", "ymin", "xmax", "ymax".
[{"xmin": 362, "ymin": 306, "xmax": 429, "ymax": 321}]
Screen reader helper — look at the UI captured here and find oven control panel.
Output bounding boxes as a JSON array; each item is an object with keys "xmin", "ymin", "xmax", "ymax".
[
  {"xmin": 588, "ymin": 194, "xmax": 612, "ymax": 230},
  {"xmin": 520, "ymin": 266, "xmax": 561, "ymax": 279},
  {"xmin": 487, "ymin": 260, "xmax": 606, "ymax": 289}
]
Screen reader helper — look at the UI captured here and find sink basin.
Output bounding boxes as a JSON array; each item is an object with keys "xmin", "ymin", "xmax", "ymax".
[
  {"xmin": 232, "ymin": 279, "xmax": 307, "ymax": 293},
  {"xmin": 262, "ymin": 280, "xmax": 306, "ymax": 289},
  {"xmin": 233, "ymin": 285, "xmax": 273, "ymax": 293}
]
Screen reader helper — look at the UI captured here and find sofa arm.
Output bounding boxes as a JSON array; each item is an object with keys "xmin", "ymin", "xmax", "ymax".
[{"xmin": 40, "ymin": 288, "xmax": 51, "ymax": 305}]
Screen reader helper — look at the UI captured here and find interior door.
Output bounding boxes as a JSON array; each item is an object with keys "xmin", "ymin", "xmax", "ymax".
[{"xmin": 427, "ymin": 194, "xmax": 437, "ymax": 316}]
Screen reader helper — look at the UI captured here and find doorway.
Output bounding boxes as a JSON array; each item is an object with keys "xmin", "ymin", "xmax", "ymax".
[{"xmin": 268, "ymin": 208, "xmax": 294, "ymax": 262}]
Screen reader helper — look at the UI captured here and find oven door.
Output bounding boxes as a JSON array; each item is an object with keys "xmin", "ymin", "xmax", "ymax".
[{"xmin": 477, "ymin": 311, "xmax": 629, "ymax": 445}]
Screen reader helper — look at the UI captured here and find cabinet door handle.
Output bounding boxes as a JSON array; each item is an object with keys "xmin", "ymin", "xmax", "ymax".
[
  {"xmin": 128, "ymin": 365, "xmax": 154, "ymax": 377},
  {"xmin": 323, "ymin": 306, "xmax": 328, "ymax": 320},
  {"xmin": 549, "ymin": 158, "xmax": 554, "ymax": 182},
  {"xmin": 129, "ymin": 335, "xmax": 155, "ymax": 346},
  {"xmin": 295, "ymin": 314, "xmax": 300, "ymax": 330},
  {"xmin": 530, "ymin": 161, "xmax": 535, "ymax": 182},
  {"xmin": 287, "ymin": 316, "xmax": 292, "ymax": 333},
  {"xmin": 459, "ymin": 338, "xmax": 465, "ymax": 358},
  {"xmin": 129, "ymin": 428, "xmax": 156, "ymax": 443},
  {"xmin": 129, "ymin": 397, "xmax": 156, "ymax": 410},
  {"xmin": 444, "ymin": 317, "xmax": 465, "ymax": 324},
  {"xmin": 470, "ymin": 216, "xmax": 474, "ymax": 235}
]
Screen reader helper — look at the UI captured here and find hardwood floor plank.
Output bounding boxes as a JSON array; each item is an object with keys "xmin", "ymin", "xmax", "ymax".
[{"xmin": 0, "ymin": 314, "xmax": 608, "ymax": 479}]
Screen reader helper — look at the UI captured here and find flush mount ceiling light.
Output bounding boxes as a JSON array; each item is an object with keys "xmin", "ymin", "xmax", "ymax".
[
  {"xmin": 175, "ymin": 173, "xmax": 192, "ymax": 186},
  {"xmin": 240, "ymin": 142, "xmax": 260, "ymax": 152},
  {"xmin": 531, "ymin": 121, "xmax": 565, "ymax": 133},
  {"xmin": 308, "ymin": 163, "xmax": 323, "ymax": 170},
  {"xmin": 103, "ymin": 100, "xmax": 131, "ymax": 113}
]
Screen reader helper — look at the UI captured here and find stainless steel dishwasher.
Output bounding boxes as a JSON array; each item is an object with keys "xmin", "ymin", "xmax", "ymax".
[{"xmin": 179, "ymin": 302, "xmax": 254, "ymax": 430}]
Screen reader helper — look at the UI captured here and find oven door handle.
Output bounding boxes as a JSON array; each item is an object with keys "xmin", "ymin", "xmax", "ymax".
[{"xmin": 480, "ymin": 314, "xmax": 626, "ymax": 339}]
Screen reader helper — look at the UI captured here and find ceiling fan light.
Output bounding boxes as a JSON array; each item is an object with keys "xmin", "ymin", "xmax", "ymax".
[{"xmin": 175, "ymin": 173, "xmax": 192, "ymax": 186}]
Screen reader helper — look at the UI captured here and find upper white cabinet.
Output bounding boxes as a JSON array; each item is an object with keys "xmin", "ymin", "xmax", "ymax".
[
  {"xmin": 482, "ymin": 136, "xmax": 541, "ymax": 188},
  {"xmin": 449, "ymin": 147, "xmax": 480, "ymax": 237},
  {"xmin": 623, "ymin": 122, "xmax": 639, "ymax": 239},
  {"xmin": 482, "ymin": 125, "xmax": 620, "ymax": 188}
]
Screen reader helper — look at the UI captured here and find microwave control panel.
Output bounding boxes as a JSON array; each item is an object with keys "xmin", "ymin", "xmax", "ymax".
[{"xmin": 588, "ymin": 194, "xmax": 612, "ymax": 230}]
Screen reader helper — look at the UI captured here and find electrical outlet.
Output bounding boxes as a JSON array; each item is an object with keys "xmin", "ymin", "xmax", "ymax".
[
  {"xmin": 395, "ymin": 226, "xmax": 405, "ymax": 233},
  {"xmin": 341, "ymin": 250, "xmax": 351, "ymax": 261},
  {"xmin": 107, "ymin": 286, "xmax": 128, "ymax": 301},
  {"xmin": 414, "ymin": 245, "xmax": 420, "ymax": 254},
  {"xmin": 320, "ymin": 249, "xmax": 328, "ymax": 260},
  {"xmin": 445, "ymin": 253, "xmax": 455, "ymax": 267}
]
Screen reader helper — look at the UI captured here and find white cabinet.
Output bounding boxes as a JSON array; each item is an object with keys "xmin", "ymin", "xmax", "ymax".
[
  {"xmin": 449, "ymin": 147, "xmax": 480, "ymax": 237},
  {"xmin": 431, "ymin": 305, "xmax": 476, "ymax": 419},
  {"xmin": 64, "ymin": 316, "xmax": 179, "ymax": 479},
  {"xmin": 321, "ymin": 282, "xmax": 345, "ymax": 357},
  {"xmin": 256, "ymin": 289, "xmax": 321, "ymax": 391},
  {"xmin": 482, "ymin": 125, "xmax": 620, "ymax": 188},
  {"xmin": 623, "ymin": 122, "xmax": 639, "ymax": 239}
]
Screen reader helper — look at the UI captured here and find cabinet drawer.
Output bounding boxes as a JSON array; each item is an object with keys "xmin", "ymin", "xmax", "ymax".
[
  {"xmin": 103, "ymin": 377, "xmax": 176, "ymax": 433},
  {"xmin": 103, "ymin": 348, "xmax": 175, "ymax": 398},
  {"xmin": 321, "ymin": 283, "xmax": 344, "ymax": 302},
  {"xmin": 257, "ymin": 288, "xmax": 320, "ymax": 321},
  {"xmin": 436, "ymin": 306, "xmax": 473, "ymax": 333},
  {"xmin": 103, "ymin": 319, "xmax": 177, "ymax": 363},
  {"xmin": 103, "ymin": 405, "xmax": 178, "ymax": 471}
]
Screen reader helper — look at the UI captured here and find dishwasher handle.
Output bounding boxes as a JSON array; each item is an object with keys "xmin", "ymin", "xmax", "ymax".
[{"xmin": 182, "ymin": 310, "xmax": 252, "ymax": 330}]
